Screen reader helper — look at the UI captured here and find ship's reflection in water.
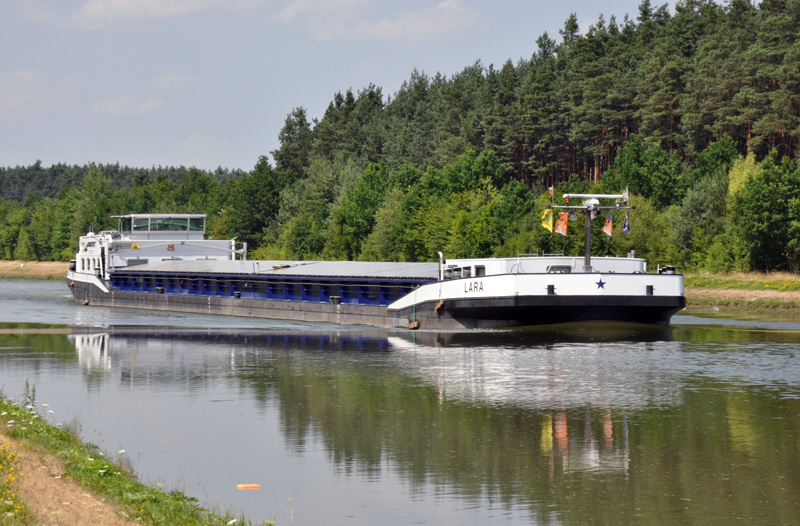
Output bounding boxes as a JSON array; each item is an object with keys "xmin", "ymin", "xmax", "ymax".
[
  {"xmin": 391, "ymin": 325, "xmax": 681, "ymax": 411},
  {"xmin": 59, "ymin": 323, "xmax": 800, "ymax": 525},
  {"xmin": 69, "ymin": 324, "xmax": 677, "ymax": 482}
]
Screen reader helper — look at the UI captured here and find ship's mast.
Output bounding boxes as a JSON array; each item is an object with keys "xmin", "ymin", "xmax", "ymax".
[{"xmin": 547, "ymin": 192, "xmax": 632, "ymax": 272}]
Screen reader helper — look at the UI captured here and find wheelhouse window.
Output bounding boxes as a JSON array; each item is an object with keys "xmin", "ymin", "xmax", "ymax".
[
  {"xmin": 152, "ymin": 217, "xmax": 188, "ymax": 231},
  {"xmin": 133, "ymin": 218, "xmax": 149, "ymax": 231},
  {"xmin": 190, "ymin": 218, "xmax": 205, "ymax": 231}
]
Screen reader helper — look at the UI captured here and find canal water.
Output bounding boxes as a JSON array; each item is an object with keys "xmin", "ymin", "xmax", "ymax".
[{"xmin": 1, "ymin": 280, "xmax": 800, "ymax": 525}]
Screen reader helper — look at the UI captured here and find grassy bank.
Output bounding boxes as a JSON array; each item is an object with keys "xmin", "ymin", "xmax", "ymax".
[
  {"xmin": 684, "ymin": 272, "xmax": 800, "ymax": 310},
  {"xmin": 0, "ymin": 261, "xmax": 68, "ymax": 280},
  {"xmin": 1, "ymin": 385, "xmax": 273, "ymax": 526},
  {"xmin": 685, "ymin": 272, "xmax": 800, "ymax": 291},
  {"xmin": 685, "ymin": 293, "xmax": 800, "ymax": 310}
]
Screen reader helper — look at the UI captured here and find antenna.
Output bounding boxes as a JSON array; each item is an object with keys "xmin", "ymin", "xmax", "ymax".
[{"xmin": 547, "ymin": 192, "xmax": 634, "ymax": 272}]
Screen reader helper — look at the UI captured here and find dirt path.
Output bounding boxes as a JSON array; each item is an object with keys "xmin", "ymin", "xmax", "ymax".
[{"xmin": 0, "ymin": 434, "xmax": 138, "ymax": 526}]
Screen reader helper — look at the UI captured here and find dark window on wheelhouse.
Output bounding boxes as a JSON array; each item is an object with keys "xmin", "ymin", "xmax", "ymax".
[{"xmin": 190, "ymin": 218, "xmax": 205, "ymax": 231}]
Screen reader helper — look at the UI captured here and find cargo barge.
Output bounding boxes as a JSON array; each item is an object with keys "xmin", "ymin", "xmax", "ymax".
[{"xmin": 66, "ymin": 194, "xmax": 686, "ymax": 329}]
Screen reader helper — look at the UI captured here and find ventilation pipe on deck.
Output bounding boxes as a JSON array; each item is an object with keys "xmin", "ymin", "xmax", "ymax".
[{"xmin": 438, "ymin": 251, "xmax": 444, "ymax": 281}]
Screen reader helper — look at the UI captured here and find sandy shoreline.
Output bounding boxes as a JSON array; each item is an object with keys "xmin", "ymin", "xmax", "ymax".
[{"xmin": 0, "ymin": 260, "xmax": 69, "ymax": 279}]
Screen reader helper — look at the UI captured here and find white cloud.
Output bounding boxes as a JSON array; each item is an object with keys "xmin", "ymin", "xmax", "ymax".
[
  {"xmin": 279, "ymin": 0, "xmax": 479, "ymax": 41},
  {"xmin": 12, "ymin": 70, "xmax": 45, "ymax": 85},
  {"xmin": 275, "ymin": 0, "xmax": 368, "ymax": 23},
  {"xmin": 69, "ymin": 0, "xmax": 266, "ymax": 29},
  {"xmin": 178, "ymin": 132, "xmax": 228, "ymax": 153},
  {"xmin": 89, "ymin": 96, "xmax": 167, "ymax": 116},
  {"xmin": 15, "ymin": 1, "xmax": 58, "ymax": 24},
  {"xmin": 0, "ymin": 71, "xmax": 43, "ymax": 114},
  {"xmin": 152, "ymin": 72, "xmax": 196, "ymax": 90},
  {"xmin": 0, "ymin": 70, "xmax": 85, "ymax": 117}
]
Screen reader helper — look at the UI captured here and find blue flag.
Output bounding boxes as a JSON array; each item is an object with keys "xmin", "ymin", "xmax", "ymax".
[{"xmin": 622, "ymin": 213, "xmax": 629, "ymax": 234}]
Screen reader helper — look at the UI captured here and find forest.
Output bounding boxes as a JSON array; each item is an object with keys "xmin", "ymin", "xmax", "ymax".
[{"xmin": 1, "ymin": 0, "xmax": 799, "ymax": 272}]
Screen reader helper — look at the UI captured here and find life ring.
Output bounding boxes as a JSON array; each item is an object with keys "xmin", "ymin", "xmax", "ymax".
[{"xmin": 131, "ymin": 243, "xmax": 139, "ymax": 250}]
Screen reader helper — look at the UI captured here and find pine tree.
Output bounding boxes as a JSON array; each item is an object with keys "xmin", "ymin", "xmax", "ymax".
[
  {"xmin": 747, "ymin": 0, "xmax": 800, "ymax": 157},
  {"xmin": 272, "ymin": 107, "xmax": 314, "ymax": 178}
]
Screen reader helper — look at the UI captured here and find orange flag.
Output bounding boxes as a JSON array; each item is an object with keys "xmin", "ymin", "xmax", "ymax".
[
  {"xmin": 555, "ymin": 213, "xmax": 569, "ymax": 236},
  {"xmin": 603, "ymin": 218, "xmax": 613, "ymax": 237}
]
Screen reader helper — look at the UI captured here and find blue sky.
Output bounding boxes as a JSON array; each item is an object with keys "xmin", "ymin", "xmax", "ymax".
[{"xmin": 1, "ymin": 0, "xmax": 668, "ymax": 172}]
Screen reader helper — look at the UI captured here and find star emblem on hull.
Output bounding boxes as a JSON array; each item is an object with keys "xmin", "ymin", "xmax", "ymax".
[{"xmin": 596, "ymin": 279, "xmax": 606, "ymax": 289}]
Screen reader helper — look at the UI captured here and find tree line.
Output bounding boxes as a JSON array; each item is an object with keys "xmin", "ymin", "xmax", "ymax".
[
  {"xmin": 1, "ymin": 0, "xmax": 799, "ymax": 272},
  {"xmin": 0, "ymin": 161, "xmax": 243, "ymax": 202}
]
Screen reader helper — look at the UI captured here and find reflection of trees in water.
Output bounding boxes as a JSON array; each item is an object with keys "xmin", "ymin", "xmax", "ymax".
[
  {"xmin": 64, "ymin": 330, "xmax": 800, "ymax": 525},
  {"xmin": 0, "ymin": 332, "xmax": 80, "ymax": 390},
  {"xmin": 257, "ymin": 337, "xmax": 800, "ymax": 524},
  {"xmin": 268, "ymin": 349, "xmax": 637, "ymax": 514}
]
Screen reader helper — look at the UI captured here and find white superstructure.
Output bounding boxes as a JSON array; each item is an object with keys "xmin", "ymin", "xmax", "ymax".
[{"xmin": 71, "ymin": 214, "xmax": 244, "ymax": 281}]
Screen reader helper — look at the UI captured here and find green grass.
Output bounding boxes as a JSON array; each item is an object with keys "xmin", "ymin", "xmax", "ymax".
[
  {"xmin": 686, "ymin": 296, "xmax": 800, "ymax": 309},
  {"xmin": 1, "ymin": 386, "xmax": 274, "ymax": 526},
  {"xmin": 685, "ymin": 275, "xmax": 800, "ymax": 292}
]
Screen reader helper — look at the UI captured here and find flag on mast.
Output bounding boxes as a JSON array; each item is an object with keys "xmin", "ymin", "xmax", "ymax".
[
  {"xmin": 541, "ymin": 209, "xmax": 553, "ymax": 232},
  {"xmin": 554, "ymin": 213, "xmax": 569, "ymax": 236},
  {"xmin": 603, "ymin": 218, "xmax": 613, "ymax": 237},
  {"xmin": 622, "ymin": 187, "xmax": 629, "ymax": 202},
  {"xmin": 622, "ymin": 213, "xmax": 629, "ymax": 234}
]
